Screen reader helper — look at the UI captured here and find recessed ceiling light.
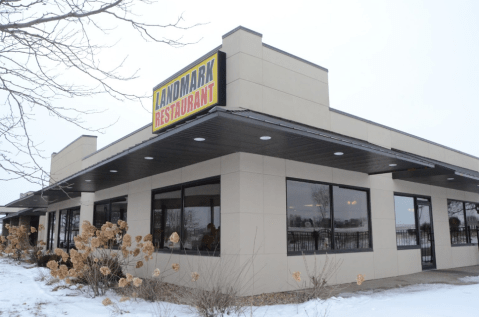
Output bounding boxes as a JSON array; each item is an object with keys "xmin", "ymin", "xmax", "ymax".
[
  {"xmin": 144, "ymin": 157, "xmax": 154, "ymax": 160},
  {"xmin": 447, "ymin": 178, "xmax": 454, "ymax": 180},
  {"xmin": 260, "ymin": 136, "xmax": 271, "ymax": 140},
  {"xmin": 110, "ymin": 170, "xmax": 118, "ymax": 173},
  {"xmin": 334, "ymin": 152, "xmax": 344, "ymax": 156},
  {"xmin": 389, "ymin": 164, "xmax": 397, "ymax": 167},
  {"xmin": 194, "ymin": 137, "xmax": 205, "ymax": 142},
  {"xmin": 85, "ymin": 180, "xmax": 91, "ymax": 182}
]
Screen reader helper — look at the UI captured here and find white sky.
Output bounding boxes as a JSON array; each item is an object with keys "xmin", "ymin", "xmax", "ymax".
[{"xmin": 1, "ymin": 0, "xmax": 479, "ymax": 205}]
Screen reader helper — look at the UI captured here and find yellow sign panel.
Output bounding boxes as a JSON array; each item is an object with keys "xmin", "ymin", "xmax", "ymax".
[{"xmin": 152, "ymin": 52, "xmax": 226, "ymax": 133}]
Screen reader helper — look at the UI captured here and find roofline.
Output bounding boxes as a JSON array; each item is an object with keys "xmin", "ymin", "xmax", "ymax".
[
  {"xmin": 83, "ymin": 122, "xmax": 151, "ymax": 160},
  {"xmin": 152, "ymin": 45, "xmax": 222, "ymax": 91},
  {"xmin": 262, "ymin": 43, "xmax": 328, "ymax": 72},
  {"xmin": 222, "ymin": 26, "xmax": 263, "ymax": 39},
  {"xmin": 330, "ymin": 108, "xmax": 479, "ymax": 161},
  {"xmin": 52, "ymin": 135, "xmax": 97, "ymax": 157}
]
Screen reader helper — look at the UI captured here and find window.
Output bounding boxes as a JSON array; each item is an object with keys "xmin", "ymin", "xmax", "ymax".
[
  {"xmin": 286, "ymin": 179, "xmax": 371, "ymax": 254},
  {"xmin": 448, "ymin": 200, "xmax": 479, "ymax": 245},
  {"xmin": 152, "ymin": 178, "xmax": 220, "ymax": 254},
  {"xmin": 46, "ymin": 212, "xmax": 56, "ymax": 250},
  {"xmin": 94, "ymin": 197, "xmax": 128, "ymax": 228},
  {"xmin": 394, "ymin": 196, "xmax": 418, "ymax": 247},
  {"xmin": 58, "ymin": 208, "xmax": 80, "ymax": 251}
]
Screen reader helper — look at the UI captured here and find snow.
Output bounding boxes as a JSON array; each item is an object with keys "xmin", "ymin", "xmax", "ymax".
[{"xmin": 1, "ymin": 257, "xmax": 479, "ymax": 317}]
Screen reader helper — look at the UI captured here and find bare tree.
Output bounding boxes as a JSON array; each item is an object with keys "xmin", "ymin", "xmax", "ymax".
[{"xmin": 0, "ymin": 0, "xmax": 200, "ymax": 189}]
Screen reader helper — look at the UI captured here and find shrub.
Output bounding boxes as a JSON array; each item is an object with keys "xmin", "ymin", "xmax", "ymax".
[
  {"xmin": 0, "ymin": 224, "xmax": 45, "ymax": 261},
  {"xmin": 44, "ymin": 220, "xmax": 155, "ymax": 297}
]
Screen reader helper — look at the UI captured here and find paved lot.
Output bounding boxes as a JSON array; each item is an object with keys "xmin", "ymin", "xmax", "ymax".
[{"xmin": 334, "ymin": 265, "xmax": 479, "ymax": 297}]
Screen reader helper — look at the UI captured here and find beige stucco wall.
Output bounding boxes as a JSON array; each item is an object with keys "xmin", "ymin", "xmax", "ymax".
[
  {"xmin": 50, "ymin": 136, "xmax": 97, "ymax": 184},
  {"xmin": 64, "ymin": 152, "xmax": 479, "ymax": 295}
]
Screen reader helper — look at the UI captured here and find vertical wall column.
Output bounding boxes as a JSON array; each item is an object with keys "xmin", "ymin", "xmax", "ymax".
[{"xmin": 79, "ymin": 192, "xmax": 95, "ymax": 234}]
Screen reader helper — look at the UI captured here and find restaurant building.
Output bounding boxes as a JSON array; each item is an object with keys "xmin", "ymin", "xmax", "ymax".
[{"xmin": 5, "ymin": 26, "xmax": 479, "ymax": 294}]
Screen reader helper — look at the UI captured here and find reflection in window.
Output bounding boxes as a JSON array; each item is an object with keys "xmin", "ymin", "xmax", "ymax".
[
  {"xmin": 332, "ymin": 186, "xmax": 369, "ymax": 250},
  {"xmin": 448, "ymin": 200, "xmax": 479, "ymax": 245},
  {"xmin": 287, "ymin": 181, "xmax": 331, "ymax": 252},
  {"xmin": 153, "ymin": 190, "xmax": 182, "ymax": 250},
  {"xmin": 394, "ymin": 196, "xmax": 417, "ymax": 246},
  {"xmin": 287, "ymin": 180, "xmax": 371, "ymax": 253},
  {"xmin": 47, "ymin": 212, "xmax": 56, "ymax": 250},
  {"xmin": 93, "ymin": 197, "xmax": 128, "ymax": 228},
  {"xmin": 58, "ymin": 208, "xmax": 80, "ymax": 251},
  {"xmin": 152, "ymin": 179, "xmax": 221, "ymax": 254}
]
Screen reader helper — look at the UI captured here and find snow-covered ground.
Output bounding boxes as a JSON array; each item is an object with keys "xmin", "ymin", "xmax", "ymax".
[{"xmin": 1, "ymin": 257, "xmax": 479, "ymax": 317}]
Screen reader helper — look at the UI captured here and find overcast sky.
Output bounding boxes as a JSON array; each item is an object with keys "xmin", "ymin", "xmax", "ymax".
[{"xmin": 1, "ymin": 0, "xmax": 478, "ymax": 205}]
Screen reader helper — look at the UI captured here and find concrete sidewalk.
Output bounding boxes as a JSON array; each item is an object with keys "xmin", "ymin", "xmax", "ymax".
[{"xmin": 334, "ymin": 265, "xmax": 479, "ymax": 296}]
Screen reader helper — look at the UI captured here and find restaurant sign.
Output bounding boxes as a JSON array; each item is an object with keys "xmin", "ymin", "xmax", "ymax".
[{"xmin": 152, "ymin": 51, "xmax": 226, "ymax": 133}]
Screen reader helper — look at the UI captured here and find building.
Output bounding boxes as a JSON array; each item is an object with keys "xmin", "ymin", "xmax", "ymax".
[{"xmin": 4, "ymin": 26, "xmax": 479, "ymax": 294}]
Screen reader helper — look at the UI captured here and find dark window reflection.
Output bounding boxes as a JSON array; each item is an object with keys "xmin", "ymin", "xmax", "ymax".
[
  {"xmin": 449, "ymin": 200, "xmax": 479, "ymax": 245},
  {"xmin": 58, "ymin": 208, "xmax": 80, "ymax": 251},
  {"xmin": 394, "ymin": 196, "xmax": 418, "ymax": 246},
  {"xmin": 94, "ymin": 197, "xmax": 128, "ymax": 228},
  {"xmin": 332, "ymin": 186, "xmax": 369, "ymax": 250},
  {"xmin": 286, "ymin": 180, "xmax": 371, "ymax": 253},
  {"xmin": 287, "ymin": 180, "xmax": 331, "ymax": 252},
  {"xmin": 47, "ymin": 212, "xmax": 56, "ymax": 250},
  {"xmin": 153, "ymin": 190, "xmax": 182, "ymax": 250},
  {"xmin": 183, "ymin": 183, "xmax": 220, "ymax": 251},
  {"xmin": 151, "ymin": 179, "xmax": 221, "ymax": 254}
]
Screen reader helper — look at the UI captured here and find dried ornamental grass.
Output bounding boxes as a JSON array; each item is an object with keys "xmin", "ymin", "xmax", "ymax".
[
  {"xmin": 102, "ymin": 298, "xmax": 112, "ymax": 306},
  {"xmin": 122, "ymin": 234, "xmax": 132, "ymax": 247},
  {"xmin": 118, "ymin": 278, "xmax": 128, "ymax": 288},
  {"xmin": 356, "ymin": 274, "xmax": 365, "ymax": 286},
  {"xmin": 119, "ymin": 296, "xmax": 130, "ymax": 302},
  {"xmin": 143, "ymin": 234, "xmax": 153, "ymax": 242},
  {"xmin": 100, "ymin": 266, "xmax": 111, "ymax": 276},
  {"xmin": 133, "ymin": 277, "xmax": 143, "ymax": 287},
  {"xmin": 292, "ymin": 271, "xmax": 301, "ymax": 282},
  {"xmin": 172, "ymin": 263, "xmax": 180, "ymax": 272},
  {"xmin": 191, "ymin": 272, "xmax": 200, "ymax": 282},
  {"xmin": 169, "ymin": 232, "xmax": 180, "ymax": 243}
]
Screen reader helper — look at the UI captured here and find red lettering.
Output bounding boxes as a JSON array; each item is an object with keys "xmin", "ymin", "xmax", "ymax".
[
  {"xmin": 208, "ymin": 83, "xmax": 215, "ymax": 102},
  {"xmin": 181, "ymin": 98, "xmax": 187, "ymax": 115},
  {"xmin": 187, "ymin": 95, "xmax": 194, "ymax": 112},
  {"xmin": 165, "ymin": 107, "xmax": 170, "ymax": 123},
  {"xmin": 201, "ymin": 87, "xmax": 207, "ymax": 106},
  {"xmin": 155, "ymin": 112, "xmax": 161, "ymax": 127},
  {"xmin": 170, "ymin": 104, "xmax": 177, "ymax": 120},
  {"xmin": 175, "ymin": 102, "xmax": 181, "ymax": 118},
  {"xmin": 194, "ymin": 91, "xmax": 200, "ymax": 109},
  {"xmin": 160, "ymin": 109, "xmax": 165, "ymax": 125}
]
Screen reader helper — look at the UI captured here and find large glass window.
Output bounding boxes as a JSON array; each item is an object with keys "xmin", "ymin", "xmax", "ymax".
[
  {"xmin": 94, "ymin": 197, "xmax": 128, "ymax": 228},
  {"xmin": 58, "ymin": 208, "xmax": 80, "ymax": 251},
  {"xmin": 448, "ymin": 200, "xmax": 479, "ymax": 245},
  {"xmin": 47, "ymin": 212, "xmax": 56, "ymax": 250},
  {"xmin": 152, "ymin": 178, "xmax": 220, "ymax": 254},
  {"xmin": 286, "ymin": 179, "xmax": 371, "ymax": 254},
  {"xmin": 394, "ymin": 196, "xmax": 418, "ymax": 247}
]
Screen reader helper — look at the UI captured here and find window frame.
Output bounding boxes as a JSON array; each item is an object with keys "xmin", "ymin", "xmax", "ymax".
[
  {"xmin": 57, "ymin": 207, "xmax": 81, "ymax": 250},
  {"xmin": 150, "ymin": 176, "xmax": 221, "ymax": 256},
  {"xmin": 393, "ymin": 193, "xmax": 433, "ymax": 250},
  {"xmin": 447, "ymin": 199, "xmax": 479, "ymax": 247},
  {"xmin": 286, "ymin": 177, "xmax": 373, "ymax": 256},
  {"xmin": 93, "ymin": 196, "xmax": 128, "ymax": 228}
]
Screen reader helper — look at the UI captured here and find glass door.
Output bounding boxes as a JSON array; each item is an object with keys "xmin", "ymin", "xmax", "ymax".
[
  {"xmin": 417, "ymin": 199, "xmax": 436, "ymax": 270},
  {"xmin": 58, "ymin": 208, "xmax": 80, "ymax": 252}
]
